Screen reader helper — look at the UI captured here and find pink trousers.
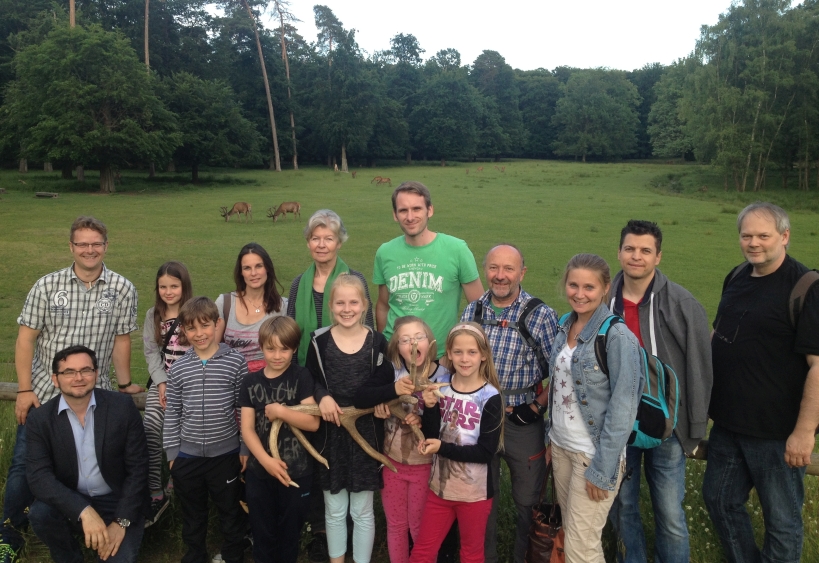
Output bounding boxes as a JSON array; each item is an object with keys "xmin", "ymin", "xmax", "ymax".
[{"xmin": 381, "ymin": 458, "xmax": 432, "ymax": 563}]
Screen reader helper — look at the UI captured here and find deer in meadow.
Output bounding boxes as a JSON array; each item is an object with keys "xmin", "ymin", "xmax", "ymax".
[
  {"xmin": 220, "ymin": 202, "xmax": 252, "ymax": 222},
  {"xmin": 267, "ymin": 201, "xmax": 302, "ymax": 222},
  {"xmin": 351, "ymin": 171, "xmax": 357, "ymax": 179},
  {"xmin": 376, "ymin": 177, "xmax": 392, "ymax": 187},
  {"xmin": 476, "ymin": 166, "xmax": 484, "ymax": 173},
  {"xmin": 371, "ymin": 176, "xmax": 383, "ymax": 184}
]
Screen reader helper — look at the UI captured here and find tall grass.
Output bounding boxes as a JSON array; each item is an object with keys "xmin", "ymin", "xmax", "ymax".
[{"xmin": 1, "ymin": 160, "xmax": 818, "ymax": 561}]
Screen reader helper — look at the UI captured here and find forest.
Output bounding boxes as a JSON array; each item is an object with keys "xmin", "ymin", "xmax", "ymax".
[{"xmin": 1, "ymin": 0, "xmax": 819, "ymax": 194}]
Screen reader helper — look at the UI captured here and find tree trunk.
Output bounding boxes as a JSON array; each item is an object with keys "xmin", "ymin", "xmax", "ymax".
[
  {"xmin": 406, "ymin": 151, "xmax": 412, "ymax": 165},
  {"xmin": 277, "ymin": 6, "xmax": 298, "ymax": 170},
  {"xmin": 144, "ymin": 0, "xmax": 150, "ymax": 72},
  {"xmin": 100, "ymin": 165, "xmax": 115, "ymax": 193},
  {"xmin": 191, "ymin": 162, "xmax": 199, "ymax": 183},
  {"xmin": 341, "ymin": 144, "xmax": 348, "ymax": 172},
  {"xmin": 43, "ymin": 162, "xmax": 53, "ymax": 172},
  {"xmin": 69, "ymin": 0, "xmax": 75, "ymax": 28},
  {"xmin": 76, "ymin": 165, "xmax": 84, "ymax": 181},
  {"xmin": 440, "ymin": 158, "xmax": 446, "ymax": 166},
  {"xmin": 241, "ymin": 0, "xmax": 281, "ymax": 172},
  {"xmin": 18, "ymin": 159, "xmax": 27, "ymax": 173},
  {"xmin": 148, "ymin": 162, "xmax": 156, "ymax": 178},
  {"xmin": 166, "ymin": 160, "xmax": 176, "ymax": 173},
  {"xmin": 582, "ymin": 153, "xmax": 586, "ymax": 163},
  {"xmin": 61, "ymin": 165, "xmax": 73, "ymax": 179}
]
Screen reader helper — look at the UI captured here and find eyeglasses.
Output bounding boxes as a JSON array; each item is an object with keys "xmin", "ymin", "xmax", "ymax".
[
  {"xmin": 70, "ymin": 242, "xmax": 106, "ymax": 250},
  {"xmin": 57, "ymin": 368, "xmax": 97, "ymax": 378},
  {"xmin": 398, "ymin": 334, "xmax": 427, "ymax": 346}
]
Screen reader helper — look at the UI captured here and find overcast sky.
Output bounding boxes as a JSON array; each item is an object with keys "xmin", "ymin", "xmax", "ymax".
[{"xmin": 254, "ymin": 0, "xmax": 746, "ymax": 71}]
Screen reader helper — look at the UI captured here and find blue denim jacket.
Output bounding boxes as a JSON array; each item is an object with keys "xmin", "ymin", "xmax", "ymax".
[{"xmin": 545, "ymin": 303, "xmax": 643, "ymax": 491}]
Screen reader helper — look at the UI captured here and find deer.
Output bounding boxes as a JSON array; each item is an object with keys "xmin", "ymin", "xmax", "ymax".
[
  {"xmin": 476, "ymin": 166, "xmax": 483, "ymax": 173},
  {"xmin": 220, "ymin": 202, "xmax": 252, "ymax": 222},
  {"xmin": 269, "ymin": 340, "xmax": 448, "ymax": 478},
  {"xmin": 267, "ymin": 201, "xmax": 301, "ymax": 222},
  {"xmin": 494, "ymin": 165, "xmax": 505, "ymax": 173},
  {"xmin": 376, "ymin": 177, "xmax": 392, "ymax": 187},
  {"xmin": 351, "ymin": 171, "xmax": 357, "ymax": 179},
  {"xmin": 371, "ymin": 176, "xmax": 383, "ymax": 184}
]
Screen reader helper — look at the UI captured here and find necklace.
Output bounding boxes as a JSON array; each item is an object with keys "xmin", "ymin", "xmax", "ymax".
[{"xmin": 247, "ymin": 298, "xmax": 264, "ymax": 314}]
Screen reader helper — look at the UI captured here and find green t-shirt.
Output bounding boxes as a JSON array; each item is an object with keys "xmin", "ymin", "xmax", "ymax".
[{"xmin": 373, "ymin": 233, "xmax": 480, "ymax": 357}]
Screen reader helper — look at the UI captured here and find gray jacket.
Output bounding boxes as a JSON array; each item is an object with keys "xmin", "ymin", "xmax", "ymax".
[{"xmin": 610, "ymin": 268, "xmax": 713, "ymax": 455}]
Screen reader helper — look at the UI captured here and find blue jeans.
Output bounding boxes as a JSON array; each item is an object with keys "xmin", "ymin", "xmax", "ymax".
[
  {"xmin": 703, "ymin": 424, "xmax": 805, "ymax": 563},
  {"xmin": 28, "ymin": 493, "xmax": 144, "ymax": 563},
  {"xmin": 609, "ymin": 436, "xmax": 689, "ymax": 563},
  {"xmin": 1, "ymin": 425, "xmax": 34, "ymax": 548}
]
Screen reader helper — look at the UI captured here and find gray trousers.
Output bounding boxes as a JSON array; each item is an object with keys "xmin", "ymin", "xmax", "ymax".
[{"xmin": 485, "ymin": 417, "xmax": 547, "ymax": 563}]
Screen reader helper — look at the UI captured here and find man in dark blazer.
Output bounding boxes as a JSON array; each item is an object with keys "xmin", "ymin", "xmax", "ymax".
[{"xmin": 25, "ymin": 345, "xmax": 148, "ymax": 563}]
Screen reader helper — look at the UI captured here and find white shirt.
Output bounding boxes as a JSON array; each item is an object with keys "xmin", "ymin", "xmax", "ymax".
[{"xmin": 549, "ymin": 344, "xmax": 596, "ymax": 457}]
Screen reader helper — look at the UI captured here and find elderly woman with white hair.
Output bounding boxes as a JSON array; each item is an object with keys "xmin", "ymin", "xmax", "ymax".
[{"xmin": 286, "ymin": 209, "xmax": 374, "ymax": 366}]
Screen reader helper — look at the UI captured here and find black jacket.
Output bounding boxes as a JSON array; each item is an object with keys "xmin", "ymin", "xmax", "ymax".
[{"xmin": 26, "ymin": 389, "xmax": 149, "ymax": 523}]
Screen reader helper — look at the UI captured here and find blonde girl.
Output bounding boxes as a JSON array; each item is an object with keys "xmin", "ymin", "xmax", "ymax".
[
  {"xmin": 374, "ymin": 316, "xmax": 450, "ymax": 563},
  {"xmin": 547, "ymin": 254, "xmax": 642, "ymax": 563},
  {"xmin": 142, "ymin": 261, "xmax": 193, "ymax": 526},
  {"xmin": 306, "ymin": 274, "xmax": 413, "ymax": 563},
  {"xmin": 410, "ymin": 322, "xmax": 503, "ymax": 563}
]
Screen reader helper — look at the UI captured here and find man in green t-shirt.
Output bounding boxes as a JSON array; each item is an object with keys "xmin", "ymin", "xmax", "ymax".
[{"xmin": 374, "ymin": 181, "xmax": 484, "ymax": 358}]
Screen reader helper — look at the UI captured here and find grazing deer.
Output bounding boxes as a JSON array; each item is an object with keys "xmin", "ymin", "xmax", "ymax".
[
  {"xmin": 351, "ymin": 171, "xmax": 357, "ymax": 179},
  {"xmin": 371, "ymin": 176, "xmax": 383, "ymax": 184},
  {"xmin": 220, "ymin": 202, "xmax": 252, "ymax": 222},
  {"xmin": 376, "ymin": 177, "xmax": 392, "ymax": 187},
  {"xmin": 476, "ymin": 166, "xmax": 483, "ymax": 173},
  {"xmin": 494, "ymin": 165, "xmax": 506, "ymax": 173},
  {"xmin": 267, "ymin": 201, "xmax": 301, "ymax": 222},
  {"xmin": 466, "ymin": 169, "xmax": 469, "ymax": 175},
  {"xmin": 269, "ymin": 340, "xmax": 448, "ymax": 475}
]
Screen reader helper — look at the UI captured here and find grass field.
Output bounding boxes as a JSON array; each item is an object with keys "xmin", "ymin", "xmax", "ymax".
[{"xmin": 0, "ymin": 160, "xmax": 818, "ymax": 562}]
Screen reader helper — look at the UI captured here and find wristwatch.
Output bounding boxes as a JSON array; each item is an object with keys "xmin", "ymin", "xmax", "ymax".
[
  {"xmin": 115, "ymin": 518, "xmax": 131, "ymax": 529},
  {"xmin": 532, "ymin": 399, "xmax": 547, "ymax": 416}
]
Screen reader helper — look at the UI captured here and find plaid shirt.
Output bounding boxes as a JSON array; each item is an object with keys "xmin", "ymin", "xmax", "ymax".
[
  {"xmin": 461, "ymin": 289, "xmax": 559, "ymax": 407},
  {"xmin": 17, "ymin": 264, "xmax": 138, "ymax": 403}
]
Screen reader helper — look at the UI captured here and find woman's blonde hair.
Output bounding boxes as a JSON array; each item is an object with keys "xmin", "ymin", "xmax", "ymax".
[
  {"xmin": 328, "ymin": 273, "xmax": 370, "ymax": 326},
  {"xmin": 445, "ymin": 321, "xmax": 504, "ymax": 451},
  {"xmin": 387, "ymin": 316, "xmax": 437, "ymax": 371}
]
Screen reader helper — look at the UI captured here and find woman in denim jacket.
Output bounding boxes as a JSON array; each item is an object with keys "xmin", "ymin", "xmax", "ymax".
[{"xmin": 545, "ymin": 254, "xmax": 643, "ymax": 563}]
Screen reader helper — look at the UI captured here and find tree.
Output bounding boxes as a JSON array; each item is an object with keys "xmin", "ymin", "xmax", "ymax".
[
  {"xmin": 2, "ymin": 24, "xmax": 178, "ymax": 192},
  {"xmin": 390, "ymin": 33, "xmax": 424, "ymax": 66},
  {"xmin": 410, "ymin": 71, "xmax": 481, "ymax": 164},
  {"xmin": 161, "ymin": 72, "xmax": 262, "ymax": 182},
  {"xmin": 551, "ymin": 68, "xmax": 641, "ymax": 161},
  {"xmin": 647, "ymin": 61, "xmax": 693, "ymax": 160},
  {"xmin": 517, "ymin": 69, "xmax": 561, "ymax": 158},
  {"xmin": 273, "ymin": 0, "xmax": 299, "ymax": 169},
  {"xmin": 470, "ymin": 50, "xmax": 526, "ymax": 157},
  {"xmin": 627, "ymin": 62, "xmax": 665, "ymax": 158}
]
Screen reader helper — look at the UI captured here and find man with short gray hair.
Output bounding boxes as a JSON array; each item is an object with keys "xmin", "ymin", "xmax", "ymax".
[{"xmin": 704, "ymin": 202, "xmax": 819, "ymax": 563}]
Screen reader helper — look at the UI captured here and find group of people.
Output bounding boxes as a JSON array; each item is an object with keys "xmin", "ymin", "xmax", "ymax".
[{"xmin": 0, "ymin": 180, "xmax": 816, "ymax": 563}]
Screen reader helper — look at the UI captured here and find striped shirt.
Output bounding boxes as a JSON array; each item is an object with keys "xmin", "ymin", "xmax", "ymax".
[
  {"xmin": 17, "ymin": 264, "xmax": 138, "ymax": 403},
  {"xmin": 163, "ymin": 344, "xmax": 248, "ymax": 461},
  {"xmin": 461, "ymin": 289, "xmax": 559, "ymax": 407}
]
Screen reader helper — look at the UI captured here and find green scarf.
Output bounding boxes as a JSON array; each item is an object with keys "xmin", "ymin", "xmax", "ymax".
[{"xmin": 295, "ymin": 257, "xmax": 349, "ymax": 365}]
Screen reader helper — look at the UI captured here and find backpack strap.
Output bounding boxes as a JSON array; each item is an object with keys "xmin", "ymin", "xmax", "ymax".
[
  {"xmin": 593, "ymin": 315, "xmax": 623, "ymax": 377},
  {"xmin": 162, "ymin": 318, "xmax": 181, "ymax": 354},
  {"xmin": 475, "ymin": 298, "xmax": 548, "ymax": 375},
  {"xmin": 220, "ymin": 293, "xmax": 232, "ymax": 343},
  {"xmin": 790, "ymin": 270, "xmax": 819, "ymax": 327}
]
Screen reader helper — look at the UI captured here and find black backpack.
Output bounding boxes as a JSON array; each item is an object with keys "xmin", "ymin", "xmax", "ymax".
[{"xmin": 472, "ymin": 297, "xmax": 549, "ymax": 374}]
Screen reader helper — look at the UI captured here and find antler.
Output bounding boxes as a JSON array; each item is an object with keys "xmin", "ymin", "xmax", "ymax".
[{"xmin": 269, "ymin": 397, "xmax": 422, "ymax": 474}]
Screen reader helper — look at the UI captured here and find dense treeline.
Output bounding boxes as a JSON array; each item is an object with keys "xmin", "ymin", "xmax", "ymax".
[{"xmin": 1, "ymin": 0, "xmax": 819, "ymax": 193}]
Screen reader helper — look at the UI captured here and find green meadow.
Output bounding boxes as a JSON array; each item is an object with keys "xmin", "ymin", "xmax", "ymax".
[{"xmin": 0, "ymin": 160, "xmax": 818, "ymax": 562}]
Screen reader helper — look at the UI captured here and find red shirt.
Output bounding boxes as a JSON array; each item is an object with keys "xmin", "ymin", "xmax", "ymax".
[{"xmin": 622, "ymin": 298, "xmax": 644, "ymax": 347}]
